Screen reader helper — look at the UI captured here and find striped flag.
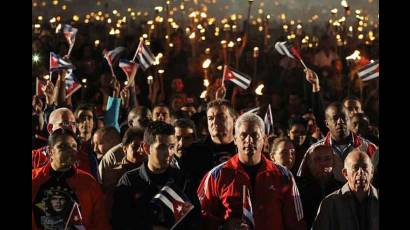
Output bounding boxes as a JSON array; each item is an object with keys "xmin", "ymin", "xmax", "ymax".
[
  {"xmin": 243, "ymin": 107, "xmax": 260, "ymax": 115},
  {"xmin": 62, "ymin": 24, "xmax": 78, "ymax": 47},
  {"xmin": 290, "ymin": 173, "xmax": 304, "ymax": 222},
  {"xmin": 103, "ymin": 47, "xmax": 126, "ymax": 67},
  {"xmin": 49, "ymin": 52, "xmax": 73, "ymax": 72},
  {"xmin": 242, "ymin": 185, "xmax": 255, "ymax": 229},
  {"xmin": 357, "ymin": 60, "xmax": 379, "ymax": 81},
  {"xmin": 151, "ymin": 185, "xmax": 194, "ymax": 230},
  {"xmin": 133, "ymin": 40, "xmax": 156, "ymax": 71},
  {"xmin": 275, "ymin": 41, "xmax": 307, "ymax": 69},
  {"xmin": 36, "ymin": 78, "xmax": 45, "ymax": 96},
  {"xmin": 64, "ymin": 69, "xmax": 81, "ymax": 98},
  {"xmin": 64, "ymin": 202, "xmax": 86, "ymax": 230},
  {"xmin": 264, "ymin": 104, "xmax": 273, "ymax": 135},
  {"xmin": 222, "ymin": 65, "xmax": 252, "ymax": 89},
  {"xmin": 119, "ymin": 59, "xmax": 139, "ymax": 84}
]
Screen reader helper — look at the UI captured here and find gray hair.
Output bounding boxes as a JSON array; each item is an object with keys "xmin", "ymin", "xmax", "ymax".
[{"xmin": 235, "ymin": 113, "xmax": 265, "ymax": 136}]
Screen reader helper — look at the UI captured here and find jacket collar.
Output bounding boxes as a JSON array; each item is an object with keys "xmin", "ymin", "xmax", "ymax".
[
  {"xmin": 324, "ymin": 131, "xmax": 362, "ymax": 147},
  {"xmin": 340, "ymin": 183, "xmax": 379, "ymax": 200},
  {"xmin": 226, "ymin": 153, "xmax": 275, "ymax": 174}
]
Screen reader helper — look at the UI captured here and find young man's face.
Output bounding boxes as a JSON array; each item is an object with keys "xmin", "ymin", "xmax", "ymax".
[
  {"xmin": 174, "ymin": 127, "xmax": 195, "ymax": 156},
  {"xmin": 50, "ymin": 194, "xmax": 67, "ymax": 212},
  {"xmin": 325, "ymin": 106, "xmax": 349, "ymax": 140},
  {"xmin": 76, "ymin": 109, "xmax": 94, "ymax": 137},
  {"xmin": 153, "ymin": 107, "xmax": 171, "ymax": 124},
  {"xmin": 288, "ymin": 124, "xmax": 307, "ymax": 146},
  {"xmin": 343, "ymin": 100, "xmax": 363, "ymax": 118},
  {"xmin": 50, "ymin": 135, "xmax": 78, "ymax": 170},
  {"xmin": 147, "ymin": 134, "xmax": 176, "ymax": 170}
]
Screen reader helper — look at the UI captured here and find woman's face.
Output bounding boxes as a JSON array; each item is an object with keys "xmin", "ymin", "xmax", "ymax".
[{"xmin": 271, "ymin": 141, "xmax": 295, "ymax": 170}]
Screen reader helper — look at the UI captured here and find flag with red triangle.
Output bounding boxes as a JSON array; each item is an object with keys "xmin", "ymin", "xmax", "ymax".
[{"xmin": 222, "ymin": 65, "xmax": 252, "ymax": 89}]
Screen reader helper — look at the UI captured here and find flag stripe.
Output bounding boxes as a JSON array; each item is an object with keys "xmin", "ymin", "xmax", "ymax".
[
  {"xmin": 230, "ymin": 79, "xmax": 249, "ymax": 89},
  {"xmin": 361, "ymin": 72, "xmax": 379, "ymax": 81},
  {"xmin": 232, "ymin": 71, "xmax": 251, "ymax": 84},
  {"xmin": 280, "ymin": 42, "xmax": 295, "ymax": 59},
  {"xmin": 275, "ymin": 42, "xmax": 285, "ymax": 55},
  {"xmin": 154, "ymin": 193, "xmax": 174, "ymax": 213},
  {"xmin": 162, "ymin": 186, "xmax": 185, "ymax": 203},
  {"xmin": 358, "ymin": 63, "xmax": 379, "ymax": 77}
]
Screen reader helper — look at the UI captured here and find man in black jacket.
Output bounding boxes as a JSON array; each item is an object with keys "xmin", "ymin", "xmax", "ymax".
[{"xmin": 111, "ymin": 121, "xmax": 200, "ymax": 230}]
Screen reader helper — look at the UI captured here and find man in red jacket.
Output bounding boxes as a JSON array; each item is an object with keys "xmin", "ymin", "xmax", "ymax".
[
  {"xmin": 32, "ymin": 128, "xmax": 110, "ymax": 230},
  {"xmin": 197, "ymin": 113, "xmax": 306, "ymax": 230},
  {"xmin": 32, "ymin": 107, "xmax": 95, "ymax": 177}
]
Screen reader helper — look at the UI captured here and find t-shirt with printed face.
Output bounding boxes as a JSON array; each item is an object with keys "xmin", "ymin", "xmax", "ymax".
[{"xmin": 33, "ymin": 168, "xmax": 80, "ymax": 230}]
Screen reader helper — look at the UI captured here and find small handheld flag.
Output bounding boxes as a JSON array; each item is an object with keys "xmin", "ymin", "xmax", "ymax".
[
  {"xmin": 64, "ymin": 202, "xmax": 85, "ymax": 230},
  {"xmin": 62, "ymin": 24, "xmax": 78, "ymax": 57},
  {"xmin": 264, "ymin": 104, "xmax": 273, "ymax": 135},
  {"xmin": 275, "ymin": 41, "xmax": 307, "ymax": 69},
  {"xmin": 357, "ymin": 60, "xmax": 379, "ymax": 81},
  {"xmin": 64, "ymin": 69, "xmax": 81, "ymax": 99},
  {"xmin": 103, "ymin": 46, "xmax": 126, "ymax": 79},
  {"xmin": 49, "ymin": 52, "xmax": 73, "ymax": 72},
  {"xmin": 133, "ymin": 40, "xmax": 156, "ymax": 71},
  {"xmin": 222, "ymin": 65, "xmax": 252, "ymax": 89},
  {"xmin": 119, "ymin": 59, "xmax": 139, "ymax": 85},
  {"xmin": 242, "ymin": 185, "xmax": 255, "ymax": 229}
]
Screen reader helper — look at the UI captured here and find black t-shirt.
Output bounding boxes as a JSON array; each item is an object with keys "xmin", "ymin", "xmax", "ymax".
[
  {"xmin": 203, "ymin": 136, "xmax": 237, "ymax": 166},
  {"xmin": 33, "ymin": 168, "xmax": 79, "ymax": 230},
  {"xmin": 240, "ymin": 161, "xmax": 262, "ymax": 195}
]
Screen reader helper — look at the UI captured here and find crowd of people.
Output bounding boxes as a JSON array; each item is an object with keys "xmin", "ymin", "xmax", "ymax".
[{"xmin": 32, "ymin": 3, "xmax": 379, "ymax": 229}]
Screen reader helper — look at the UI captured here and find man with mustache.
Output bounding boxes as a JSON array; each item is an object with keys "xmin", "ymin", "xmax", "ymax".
[
  {"xmin": 312, "ymin": 150, "xmax": 378, "ymax": 230},
  {"xmin": 297, "ymin": 102, "xmax": 378, "ymax": 182}
]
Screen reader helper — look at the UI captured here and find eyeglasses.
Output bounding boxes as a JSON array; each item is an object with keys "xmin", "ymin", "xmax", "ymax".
[{"xmin": 58, "ymin": 121, "xmax": 76, "ymax": 127}]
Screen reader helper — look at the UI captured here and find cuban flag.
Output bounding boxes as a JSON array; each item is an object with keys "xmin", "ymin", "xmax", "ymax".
[
  {"xmin": 133, "ymin": 40, "xmax": 156, "ymax": 71},
  {"xmin": 65, "ymin": 69, "xmax": 81, "ymax": 98},
  {"xmin": 357, "ymin": 60, "xmax": 379, "ymax": 81},
  {"xmin": 62, "ymin": 24, "xmax": 78, "ymax": 47},
  {"xmin": 275, "ymin": 41, "xmax": 307, "ymax": 69},
  {"xmin": 242, "ymin": 185, "xmax": 255, "ymax": 229},
  {"xmin": 264, "ymin": 104, "xmax": 273, "ymax": 135},
  {"xmin": 49, "ymin": 52, "xmax": 73, "ymax": 72},
  {"xmin": 36, "ymin": 78, "xmax": 45, "ymax": 97},
  {"xmin": 222, "ymin": 65, "xmax": 252, "ymax": 89},
  {"xmin": 64, "ymin": 202, "xmax": 86, "ymax": 230},
  {"xmin": 119, "ymin": 59, "xmax": 139, "ymax": 84},
  {"xmin": 103, "ymin": 46, "xmax": 126, "ymax": 67},
  {"xmin": 151, "ymin": 185, "xmax": 194, "ymax": 230}
]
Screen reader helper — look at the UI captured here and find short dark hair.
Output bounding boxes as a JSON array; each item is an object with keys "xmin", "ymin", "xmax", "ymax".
[
  {"xmin": 288, "ymin": 117, "xmax": 308, "ymax": 129},
  {"xmin": 325, "ymin": 102, "xmax": 345, "ymax": 119},
  {"xmin": 74, "ymin": 104, "xmax": 94, "ymax": 118},
  {"xmin": 48, "ymin": 128, "xmax": 78, "ymax": 148},
  {"xmin": 153, "ymin": 103, "xmax": 170, "ymax": 111},
  {"xmin": 269, "ymin": 137, "xmax": 292, "ymax": 159},
  {"xmin": 206, "ymin": 99, "xmax": 237, "ymax": 118},
  {"xmin": 94, "ymin": 126, "xmax": 120, "ymax": 143},
  {"xmin": 122, "ymin": 127, "xmax": 145, "ymax": 146},
  {"xmin": 173, "ymin": 118, "xmax": 197, "ymax": 138},
  {"xmin": 143, "ymin": 121, "xmax": 175, "ymax": 145},
  {"xmin": 342, "ymin": 96, "xmax": 361, "ymax": 105}
]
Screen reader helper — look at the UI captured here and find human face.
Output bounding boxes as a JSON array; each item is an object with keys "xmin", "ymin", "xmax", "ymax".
[
  {"xmin": 123, "ymin": 139, "xmax": 145, "ymax": 164},
  {"xmin": 207, "ymin": 106, "xmax": 234, "ymax": 144},
  {"xmin": 308, "ymin": 146, "xmax": 334, "ymax": 180},
  {"xmin": 288, "ymin": 124, "xmax": 307, "ymax": 146},
  {"xmin": 271, "ymin": 141, "xmax": 295, "ymax": 170},
  {"xmin": 343, "ymin": 100, "xmax": 363, "ymax": 118},
  {"xmin": 49, "ymin": 111, "xmax": 77, "ymax": 134},
  {"xmin": 76, "ymin": 110, "xmax": 94, "ymax": 139},
  {"xmin": 325, "ymin": 106, "xmax": 350, "ymax": 141},
  {"xmin": 50, "ymin": 195, "xmax": 66, "ymax": 212},
  {"xmin": 235, "ymin": 121, "xmax": 265, "ymax": 165},
  {"xmin": 92, "ymin": 133, "xmax": 116, "ymax": 159},
  {"xmin": 175, "ymin": 127, "xmax": 195, "ymax": 157},
  {"xmin": 146, "ymin": 135, "xmax": 176, "ymax": 172},
  {"xmin": 348, "ymin": 115, "xmax": 370, "ymax": 136},
  {"xmin": 153, "ymin": 107, "xmax": 171, "ymax": 124},
  {"xmin": 343, "ymin": 152, "xmax": 374, "ymax": 193},
  {"xmin": 50, "ymin": 135, "xmax": 78, "ymax": 170}
]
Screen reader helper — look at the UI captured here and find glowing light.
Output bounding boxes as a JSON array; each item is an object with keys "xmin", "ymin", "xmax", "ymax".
[
  {"xmin": 200, "ymin": 90, "xmax": 207, "ymax": 99},
  {"xmin": 43, "ymin": 75, "xmax": 50, "ymax": 80},
  {"xmin": 341, "ymin": 0, "xmax": 349, "ymax": 8},
  {"xmin": 73, "ymin": 15, "xmax": 79, "ymax": 21},
  {"xmin": 82, "ymin": 79, "xmax": 87, "ymax": 83},
  {"xmin": 255, "ymin": 84, "xmax": 264, "ymax": 95},
  {"xmin": 158, "ymin": 69, "xmax": 165, "ymax": 74},
  {"xmin": 202, "ymin": 59, "xmax": 211, "ymax": 69},
  {"xmin": 32, "ymin": 54, "xmax": 40, "ymax": 63},
  {"xmin": 331, "ymin": 8, "xmax": 338, "ymax": 14},
  {"xmin": 203, "ymin": 79, "xmax": 210, "ymax": 87},
  {"xmin": 94, "ymin": 40, "xmax": 100, "ymax": 46}
]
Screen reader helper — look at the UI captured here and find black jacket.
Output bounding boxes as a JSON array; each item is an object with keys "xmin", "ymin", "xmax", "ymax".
[
  {"xmin": 296, "ymin": 175, "xmax": 343, "ymax": 229},
  {"xmin": 111, "ymin": 161, "xmax": 200, "ymax": 230}
]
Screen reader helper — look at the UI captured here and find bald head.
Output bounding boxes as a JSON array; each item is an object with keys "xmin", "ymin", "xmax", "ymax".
[
  {"xmin": 307, "ymin": 145, "xmax": 334, "ymax": 179},
  {"xmin": 92, "ymin": 126, "xmax": 121, "ymax": 159},
  {"xmin": 47, "ymin": 108, "xmax": 76, "ymax": 134},
  {"xmin": 343, "ymin": 150, "xmax": 374, "ymax": 193}
]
